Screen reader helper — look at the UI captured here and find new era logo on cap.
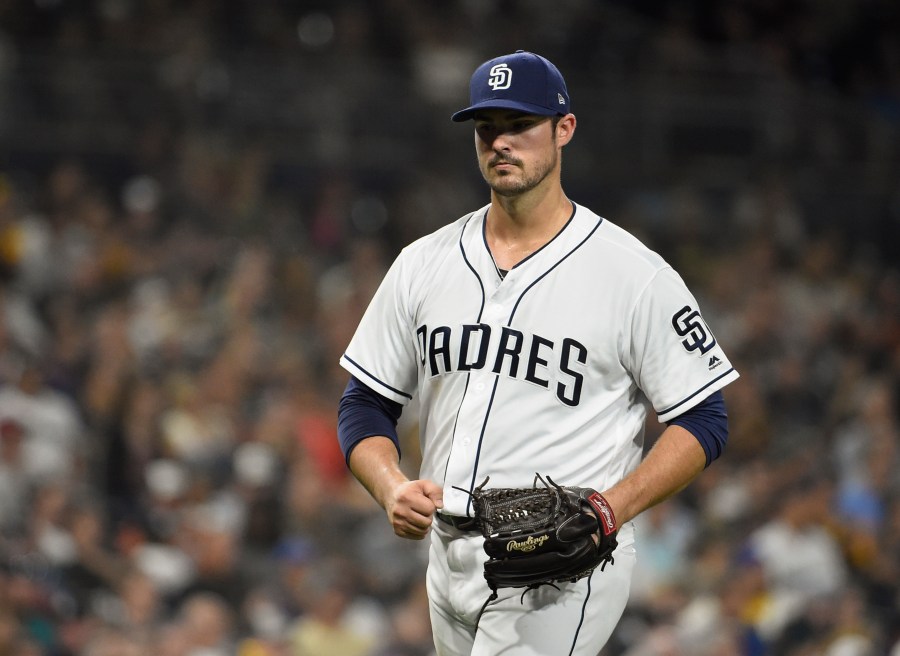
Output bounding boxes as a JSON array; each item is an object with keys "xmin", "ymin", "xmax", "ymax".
[{"xmin": 451, "ymin": 50, "xmax": 571, "ymax": 122}]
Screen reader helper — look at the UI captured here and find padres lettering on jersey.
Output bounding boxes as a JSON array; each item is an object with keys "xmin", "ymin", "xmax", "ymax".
[
  {"xmin": 416, "ymin": 323, "xmax": 587, "ymax": 406},
  {"xmin": 341, "ymin": 203, "xmax": 738, "ymax": 515}
]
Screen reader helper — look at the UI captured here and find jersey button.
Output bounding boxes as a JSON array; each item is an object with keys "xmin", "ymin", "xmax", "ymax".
[
  {"xmin": 475, "ymin": 382, "xmax": 485, "ymax": 391},
  {"xmin": 462, "ymin": 438, "xmax": 471, "ymax": 446}
]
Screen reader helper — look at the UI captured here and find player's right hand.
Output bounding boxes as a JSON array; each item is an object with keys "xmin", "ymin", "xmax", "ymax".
[{"xmin": 385, "ymin": 479, "xmax": 444, "ymax": 540}]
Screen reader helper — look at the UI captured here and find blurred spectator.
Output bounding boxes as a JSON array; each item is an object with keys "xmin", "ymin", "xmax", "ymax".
[
  {"xmin": 0, "ymin": 606, "xmax": 43, "ymax": 656},
  {"xmin": 286, "ymin": 558, "xmax": 385, "ymax": 656},
  {"xmin": 628, "ymin": 501, "xmax": 698, "ymax": 606},
  {"xmin": 368, "ymin": 580, "xmax": 435, "ymax": 656},
  {"xmin": 0, "ymin": 417, "xmax": 28, "ymax": 533},
  {"xmin": 745, "ymin": 474, "xmax": 849, "ymax": 641},
  {"xmin": 105, "ymin": 568, "xmax": 164, "ymax": 639},
  {"xmin": 0, "ymin": 357, "xmax": 86, "ymax": 483},
  {"xmin": 61, "ymin": 501, "xmax": 128, "ymax": 616},
  {"xmin": 174, "ymin": 591, "xmax": 237, "ymax": 656}
]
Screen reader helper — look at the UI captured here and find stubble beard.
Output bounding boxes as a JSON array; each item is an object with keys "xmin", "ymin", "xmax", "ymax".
[{"xmin": 482, "ymin": 148, "xmax": 559, "ymax": 198}]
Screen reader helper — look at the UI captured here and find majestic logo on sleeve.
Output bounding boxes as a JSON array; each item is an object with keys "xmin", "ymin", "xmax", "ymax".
[
  {"xmin": 488, "ymin": 63, "xmax": 513, "ymax": 90},
  {"xmin": 672, "ymin": 306, "xmax": 717, "ymax": 355},
  {"xmin": 416, "ymin": 323, "xmax": 587, "ymax": 406}
]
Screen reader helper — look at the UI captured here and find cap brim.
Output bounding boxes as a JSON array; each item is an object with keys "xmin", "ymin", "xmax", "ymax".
[{"xmin": 451, "ymin": 99, "xmax": 563, "ymax": 122}]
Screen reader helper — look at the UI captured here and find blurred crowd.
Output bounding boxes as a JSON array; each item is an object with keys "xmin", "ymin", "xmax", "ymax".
[{"xmin": 0, "ymin": 1, "xmax": 898, "ymax": 656}]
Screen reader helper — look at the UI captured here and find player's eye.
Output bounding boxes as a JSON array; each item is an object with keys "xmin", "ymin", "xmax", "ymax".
[{"xmin": 475, "ymin": 124, "xmax": 497, "ymax": 138}]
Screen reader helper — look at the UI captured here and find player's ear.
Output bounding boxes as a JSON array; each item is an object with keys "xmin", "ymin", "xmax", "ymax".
[{"xmin": 555, "ymin": 114, "xmax": 576, "ymax": 146}]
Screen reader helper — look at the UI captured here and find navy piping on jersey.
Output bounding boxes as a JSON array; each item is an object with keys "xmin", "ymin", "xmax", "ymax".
[
  {"xmin": 465, "ymin": 375, "xmax": 502, "ymax": 517},
  {"xmin": 461, "ymin": 212, "xmax": 488, "ymax": 320},
  {"xmin": 479, "ymin": 203, "xmax": 579, "ymax": 272},
  {"xmin": 657, "ymin": 368, "xmax": 735, "ymax": 417},
  {"xmin": 460, "ymin": 211, "xmax": 491, "ymax": 502},
  {"xmin": 446, "ymin": 214, "xmax": 490, "ymax": 488},
  {"xmin": 568, "ymin": 572, "xmax": 594, "ymax": 656},
  {"xmin": 341, "ymin": 355, "xmax": 413, "ymax": 400},
  {"xmin": 509, "ymin": 209, "xmax": 603, "ymax": 323}
]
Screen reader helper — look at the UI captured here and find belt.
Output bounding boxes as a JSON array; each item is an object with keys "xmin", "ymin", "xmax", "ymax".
[{"xmin": 436, "ymin": 512, "xmax": 479, "ymax": 531}]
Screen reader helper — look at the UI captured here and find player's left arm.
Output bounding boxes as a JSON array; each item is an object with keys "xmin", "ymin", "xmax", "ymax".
[
  {"xmin": 600, "ymin": 389, "xmax": 728, "ymax": 525},
  {"xmin": 600, "ymin": 424, "xmax": 705, "ymax": 526},
  {"xmin": 607, "ymin": 263, "xmax": 736, "ymax": 526}
]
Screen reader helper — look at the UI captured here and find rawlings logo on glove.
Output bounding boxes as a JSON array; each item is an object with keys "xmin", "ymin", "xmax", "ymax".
[{"xmin": 506, "ymin": 534, "xmax": 550, "ymax": 553}]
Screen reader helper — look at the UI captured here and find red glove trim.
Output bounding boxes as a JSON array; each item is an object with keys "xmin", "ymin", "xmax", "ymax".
[{"xmin": 587, "ymin": 492, "xmax": 617, "ymax": 536}]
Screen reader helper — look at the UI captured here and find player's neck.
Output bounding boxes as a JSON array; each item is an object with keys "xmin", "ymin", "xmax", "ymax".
[{"xmin": 486, "ymin": 189, "xmax": 572, "ymax": 270}]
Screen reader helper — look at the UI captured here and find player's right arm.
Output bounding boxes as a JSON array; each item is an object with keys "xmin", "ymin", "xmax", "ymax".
[
  {"xmin": 339, "ymin": 375, "xmax": 443, "ymax": 540},
  {"xmin": 347, "ymin": 434, "xmax": 443, "ymax": 540},
  {"xmin": 337, "ymin": 229, "xmax": 463, "ymax": 539}
]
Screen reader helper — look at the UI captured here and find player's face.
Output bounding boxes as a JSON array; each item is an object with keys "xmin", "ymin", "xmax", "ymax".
[{"xmin": 473, "ymin": 111, "xmax": 561, "ymax": 198}]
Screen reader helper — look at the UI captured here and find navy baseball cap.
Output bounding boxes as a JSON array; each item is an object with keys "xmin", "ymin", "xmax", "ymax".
[{"xmin": 451, "ymin": 50, "xmax": 570, "ymax": 122}]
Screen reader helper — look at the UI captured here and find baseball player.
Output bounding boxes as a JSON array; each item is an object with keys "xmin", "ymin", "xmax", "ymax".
[{"xmin": 337, "ymin": 50, "xmax": 739, "ymax": 655}]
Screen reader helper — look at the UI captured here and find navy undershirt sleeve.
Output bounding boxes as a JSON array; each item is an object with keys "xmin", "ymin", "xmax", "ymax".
[
  {"xmin": 666, "ymin": 390, "xmax": 728, "ymax": 467},
  {"xmin": 337, "ymin": 375, "xmax": 404, "ymax": 466}
]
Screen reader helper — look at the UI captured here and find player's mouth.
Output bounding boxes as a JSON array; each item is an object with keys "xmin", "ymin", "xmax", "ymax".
[
  {"xmin": 491, "ymin": 162, "xmax": 516, "ymax": 171},
  {"xmin": 490, "ymin": 158, "xmax": 519, "ymax": 170}
]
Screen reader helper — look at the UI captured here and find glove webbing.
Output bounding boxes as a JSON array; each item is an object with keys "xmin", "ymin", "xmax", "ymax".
[{"xmin": 477, "ymin": 486, "xmax": 561, "ymax": 535}]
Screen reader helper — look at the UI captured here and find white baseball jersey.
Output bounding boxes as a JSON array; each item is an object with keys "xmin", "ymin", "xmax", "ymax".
[{"xmin": 341, "ymin": 203, "xmax": 739, "ymax": 517}]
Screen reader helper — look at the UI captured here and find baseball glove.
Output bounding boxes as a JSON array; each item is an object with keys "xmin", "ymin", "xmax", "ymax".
[{"xmin": 469, "ymin": 474, "xmax": 618, "ymax": 595}]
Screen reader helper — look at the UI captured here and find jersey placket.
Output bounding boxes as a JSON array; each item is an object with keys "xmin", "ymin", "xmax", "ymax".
[{"xmin": 443, "ymin": 272, "xmax": 520, "ymax": 513}]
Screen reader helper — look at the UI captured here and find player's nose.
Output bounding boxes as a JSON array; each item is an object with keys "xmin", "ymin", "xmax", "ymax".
[
  {"xmin": 489, "ymin": 135, "xmax": 514, "ymax": 155},
  {"xmin": 492, "ymin": 129, "xmax": 516, "ymax": 146}
]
